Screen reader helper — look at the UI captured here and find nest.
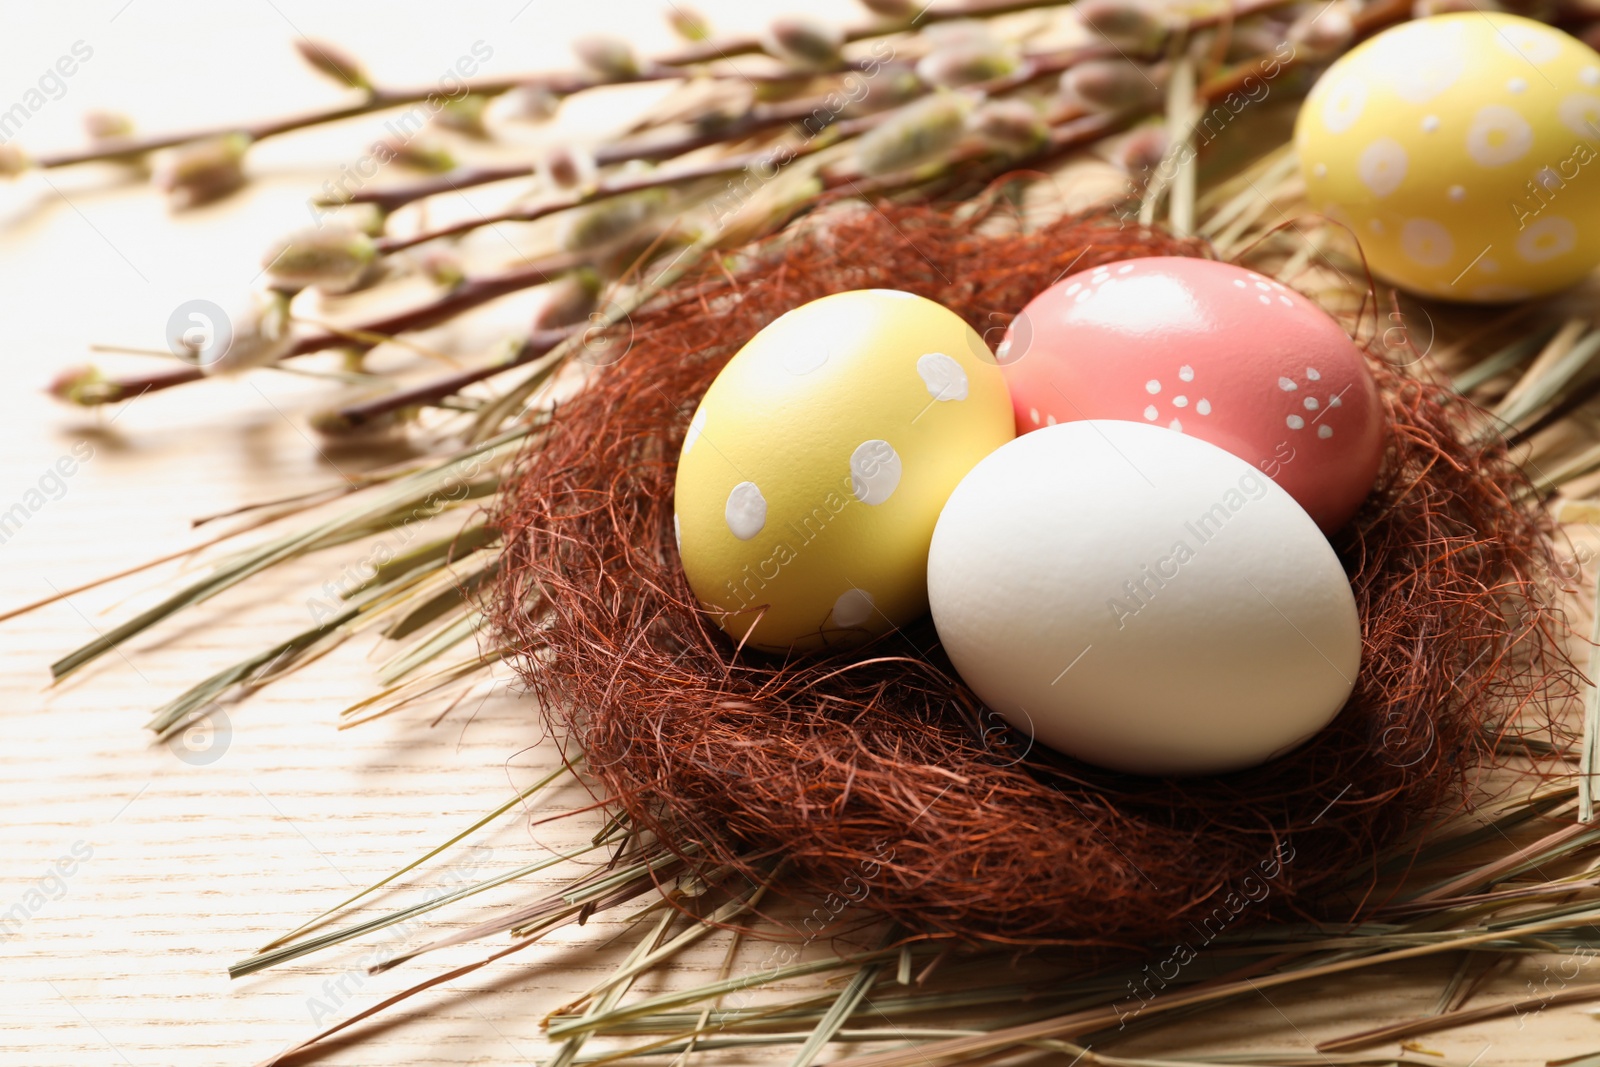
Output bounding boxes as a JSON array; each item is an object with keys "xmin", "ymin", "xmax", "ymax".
[{"xmin": 488, "ymin": 197, "xmax": 1573, "ymax": 947}]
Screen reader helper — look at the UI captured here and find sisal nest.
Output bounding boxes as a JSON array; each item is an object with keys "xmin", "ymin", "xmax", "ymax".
[{"xmin": 488, "ymin": 196, "xmax": 1575, "ymax": 948}]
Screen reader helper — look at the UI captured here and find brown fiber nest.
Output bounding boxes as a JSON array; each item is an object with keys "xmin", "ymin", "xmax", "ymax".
[{"xmin": 488, "ymin": 196, "xmax": 1575, "ymax": 948}]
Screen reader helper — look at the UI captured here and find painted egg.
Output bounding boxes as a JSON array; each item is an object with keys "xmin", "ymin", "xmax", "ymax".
[
  {"xmin": 1296, "ymin": 12, "xmax": 1600, "ymax": 301},
  {"xmin": 674, "ymin": 289, "xmax": 1014, "ymax": 653},
  {"xmin": 997, "ymin": 257, "xmax": 1384, "ymax": 533},
  {"xmin": 928, "ymin": 421, "xmax": 1361, "ymax": 776}
]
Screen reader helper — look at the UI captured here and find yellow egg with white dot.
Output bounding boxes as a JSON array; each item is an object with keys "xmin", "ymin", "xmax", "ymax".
[
  {"xmin": 674, "ymin": 289, "xmax": 1014, "ymax": 653},
  {"xmin": 1296, "ymin": 12, "xmax": 1600, "ymax": 302}
]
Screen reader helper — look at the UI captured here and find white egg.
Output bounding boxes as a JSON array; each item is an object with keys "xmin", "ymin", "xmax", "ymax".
[{"xmin": 927, "ymin": 421, "xmax": 1360, "ymax": 776}]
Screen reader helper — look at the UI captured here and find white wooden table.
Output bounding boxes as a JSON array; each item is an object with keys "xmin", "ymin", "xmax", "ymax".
[{"xmin": 4, "ymin": 2, "xmax": 1600, "ymax": 1064}]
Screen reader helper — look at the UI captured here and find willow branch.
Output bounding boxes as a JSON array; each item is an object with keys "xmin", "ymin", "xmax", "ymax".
[
  {"xmin": 75, "ymin": 253, "xmax": 584, "ymax": 405},
  {"xmin": 328, "ymin": 327, "xmax": 575, "ymax": 430},
  {"xmin": 29, "ymin": 0, "xmax": 1092, "ymax": 173}
]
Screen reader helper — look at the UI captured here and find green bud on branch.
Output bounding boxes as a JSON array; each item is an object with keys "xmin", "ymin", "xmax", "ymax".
[
  {"xmin": 495, "ymin": 84, "xmax": 560, "ymax": 125},
  {"xmin": 541, "ymin": 144, "xmax": 596, "ymax": 190},
  {"xmin": 420, "ymin": 249, "xmax": 466, "ymax": 290},
  {"xmin": 292, "ymin": 38, "xmax": 373, "ymax": 92},
  {"xmin": 855, "ymin": 93, "xmax": 972, "ymax": 177},
  {"xmin": 915, "ymin": 42, "xmax": 1021, "ymax": 88},
  {"xmin": 971, "ymin": 99, "xmax": 1047, "ymax": 152},
  {"xmin": 560, "ymin": 188, "xmax": 670, "ymax": 252},
  {"xmin": 573, "ymin": 34, "xmax": 640, "ymax": 80},
  {"xmin": 261, "ymin": 225, "xmax": 378, "ymax": 293},
  {"xmin": 765, "ymin": 15, "xmax": 846, "ymax": 67},
  {"xmin": 83, "ymin": 110, "xmax": 135, "ymax": 142},
  {"xmin": 1059, "ymin": 58, "xmax": 1164, "ymax": 112},
  {"xmin": 48, "ymin": 365, "xmax": 117, "ymax": 406},
  {"xmin": 154, "ymin": 133, "xmax": 251, "ymax": 208},
  {"xmin": 666, "ymin": 5, "xmax": 712, "ymax": 42},
  {"xmin": 1113, "ymin": 124, "xmax": 1169, "ymax": 185},
  {"xmin": 434, "ymin": 94, "xmax": 491, "ymax": 139},
  {"xmin": 1077, "ymin": 0, "xmax": 1165, "ymax": 49},
  {"xmin": 205, "ymin": 290, "xmax": 294, "ymax": 376},
  {"xmin": 858, "ymin": 0, "xmax": 917, "ymax": 18},
  {"xmin": 0, "ymin": 143, "xmax": 30, "ymax": 178},
  {"xmin": 375, "ymin": 135, "xmax": 456, "ymax": 174}
]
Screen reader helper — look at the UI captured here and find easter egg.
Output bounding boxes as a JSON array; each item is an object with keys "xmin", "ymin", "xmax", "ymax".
[
  {"xmin": 927, "ymin": 421, "xmax": 1361, "ymax": 776},
  {"xmin": 1296, "ymin": 12, "xmax": 1600, "ymax": 301},
  {"xmin": 997, "ymin": 257, "xmax": 1384, "ymax": 533},
  {"xmin": 675, "ymin": 289, "xmax": 1014, "ymax": 653}
]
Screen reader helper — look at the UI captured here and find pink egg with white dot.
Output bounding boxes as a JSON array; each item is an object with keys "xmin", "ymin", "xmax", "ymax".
[{"xmin": 996, "ymin": 257, "xmax": 1384, "ymax": 532}]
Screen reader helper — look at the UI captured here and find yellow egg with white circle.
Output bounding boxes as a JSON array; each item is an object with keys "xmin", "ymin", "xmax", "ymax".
[
  {"xmin": 674, "ymin": 289, "xmax": 1014, "ymax": 653},
  {"xmin": 1296, "ymin": 12, "xmax": 1600, "ymax": 301}
]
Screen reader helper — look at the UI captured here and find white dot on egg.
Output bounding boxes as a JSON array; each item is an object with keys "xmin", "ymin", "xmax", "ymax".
[
  {"xmin": 1584, "ymin": 67, "xmax": 1600, "ymax": 87},
  {"xmin": 1066, "ymin": 282, "xmax": 1082, "ymax": 295},
  {"xmin": 1196, "ymin": 399, "xmax": 1211, "ymax": 416},
  {"xmin": 916, "ymin": 352, "xmax": 969, "ymax": 402},
  {"xmin": 1287, "ymin": 415, "xmax": 1305, "ymax": 431},
  {"xmin": 1075, "ymin": 288, "xmax": 1092, "ymax": 303},
  {"xmin": 1168, "ymin": 419, "xmax": 1183, "ymax": 432},
  {"xmin": 1448, "ymin": 185, "xmax": 1466, "ymax": 202},
  {"xmin": 1279, "ymin": 377, "xmax": 1298, "ymax": 391},
  {"xmin": 1466, "ymin": 105, "xmax": 1534, "ymax": 166},
  {"xmin": 831, "ymin": 588, "xmax": 875, "ymax": 628},
  {"xmin": 1304, "ymin": 397, "xmax": 1319, "ymax": 411},
  {"xmin": 1173, "ymin": 395, "xmax": 1188, "ymax": 408},
  {"xmin": 1495, "ymin": 24, "xmax": 1561, "ymax": 64},
  {"xmin": 1517, "ymin": 215, "xmax": 1578, "ymax": 263},
  {"xmin": 1255, "ymin": 281, "xmax": 1271, "ymax": 290},
  {"xmin": 1118, "ymin": 264, "xmax": 1135, "ymax": 274},
  {"xmin": 995, "ymin": 339, "xmax": 1012, "ymax": 362},
  {"xmin": 1233, "ymin": 279, "xmax": 1247, "ymax": 288},
  {"xmin": 850, "ymin": 440, "xmax": 902, "ymax": 506},
  {"xmin": 1313, "ymin": 162, "xmax": 1327, "ymax": 179},
  {"xmin": 1279, "ymin": 295, "xmax": 1294, "ymax": 306},
  {"xmin": 1318, "ymin": 425, "xmax": 1334, "ymax": 439},
  {"xmin": 780, "ymin": 340, "xmax": 828, "ymax": 374},
  {"xmin": 1259, "ymin": 294, "xmax": 1272, "ymax": 305},
  {"xmin": 1046, "ymin": 414, "xmax": 1057, "ymax": 426},
  {"xmin": 1178, "ymin": 365, "xmax": 1194, "ymax": 382},
  {"xmin": 1030, "ymin": 407, "xmax": 1040, "ymax": 425},
  {"xmin": 1558, "ymin": 93, "xmax": 1600, "ymax": 140},
  {"xmin": 1421, "ymin": 115, "xmax": 1440, "ymax": 133},
  {"xmin": 1508, "ymin": 77, "xmax": 1527, "ymax": 94},
  {"xmin": 1321, "ymin": 76, "xmax": 1367, "ymax": 134},
  {"xmin": 1479, "ymin": 257, "xmax": 1499, "ymax": 274},
  {"xmin": 1143, "ymin": 404, "xmax": 1158, "ymax": 421},
  {"xmin": 1357, "ymin": 138, "xmax": 1408, "ymax": 198},
  {"xmin": 1369, "ymin": 218, "xmax": 1386, "ymax": 235},
  {"xmin": 1093, "ymin": 265, "xmax": 1109, "ymax": 275},
  {"xmin": 725, "ymin": 482, "xmax": 767, "ymax": 540},
  {"xmin": 1306, "ymin": 367, "xmax": 1321, "ymax": 381},
  {"xmin": 1328, "ymin": 394, "xmax": 1342, "ymax": 408},
  {"xmin": 684, "ymin": 408, "xmax": 708, "ymax": 454},
  {"xmin": 1401, "ymin": 218, "xmax": 1455, "ymax": 268},
  {"xmin": 1146, "ymin": 379, "xmax": 1161, "ymax": 394}
]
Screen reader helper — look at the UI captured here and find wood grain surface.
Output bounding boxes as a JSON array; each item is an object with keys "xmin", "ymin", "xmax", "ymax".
[{"xmin": 4, "ymin": 3, "xmax": 1600, "ymax": 1064}]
